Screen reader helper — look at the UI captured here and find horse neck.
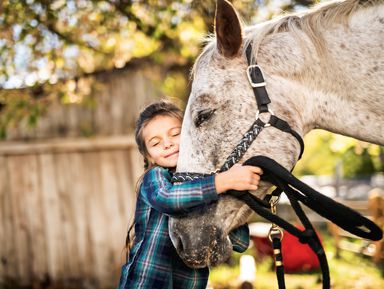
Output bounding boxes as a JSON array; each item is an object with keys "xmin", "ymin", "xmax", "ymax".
[{"xmin": 257, "ymin": 3, "xmax": 384, "ymax": 145}]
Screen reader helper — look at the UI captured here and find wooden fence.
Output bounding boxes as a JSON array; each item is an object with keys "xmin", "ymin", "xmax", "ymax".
[{"xmin": 0, "ymin": 136, "xmax": 142, "ymax": 288}]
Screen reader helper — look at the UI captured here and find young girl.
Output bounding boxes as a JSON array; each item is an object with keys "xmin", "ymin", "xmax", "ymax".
[{"xmin": 118, "ymin": 100, "xmax": 263, "ymax": 289}]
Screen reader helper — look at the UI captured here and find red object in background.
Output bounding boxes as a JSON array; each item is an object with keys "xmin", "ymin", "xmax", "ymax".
[
  {"xmin": 250, "ymin": 223, "xmax": 321, "ymax": 273},
  {"xmin": 281, "ymin": 226, "xmax": 320, "ymax": 273}
]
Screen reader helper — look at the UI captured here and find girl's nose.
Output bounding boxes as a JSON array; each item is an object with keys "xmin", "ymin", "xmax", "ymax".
[{"xmin": 163, "ymin": 138, "xmax": 174, "ymax": 149}]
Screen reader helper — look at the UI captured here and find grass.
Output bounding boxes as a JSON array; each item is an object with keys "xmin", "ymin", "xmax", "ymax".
[{"xmin": 208, "ymin": 232, "xmax": 384, "ymax": 289}]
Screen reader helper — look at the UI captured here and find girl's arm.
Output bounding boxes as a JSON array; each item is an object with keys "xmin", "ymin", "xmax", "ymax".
[
  {"xmin": 141, "ymin": 165, "xmax": 262, "ymax": 215},
  {"xmin": 141, "ymin": 166, "xmax": 218, "ymax": 214}
]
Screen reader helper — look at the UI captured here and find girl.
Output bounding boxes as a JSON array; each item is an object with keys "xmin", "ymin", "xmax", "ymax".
[{"xmin": 118, "ymin": 100, "xmax": 263, "ymax": 289}]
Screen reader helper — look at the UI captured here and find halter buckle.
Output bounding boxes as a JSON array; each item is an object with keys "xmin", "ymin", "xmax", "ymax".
[{"xmin": 247, "ymin": 65, "xmax": 266, "ymax": 88}]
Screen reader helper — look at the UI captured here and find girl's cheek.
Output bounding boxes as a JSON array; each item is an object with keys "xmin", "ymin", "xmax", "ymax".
[{"xmin": 175, "ymin": 135, "xmax": 181, "ymax": 145}]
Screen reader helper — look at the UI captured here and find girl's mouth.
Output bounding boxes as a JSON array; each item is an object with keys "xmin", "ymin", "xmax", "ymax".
[{"xmin": 165, "ymin": 151, "xmax": 179, "ymax": 158}]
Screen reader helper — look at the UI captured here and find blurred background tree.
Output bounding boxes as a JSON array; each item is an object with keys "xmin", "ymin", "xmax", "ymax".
[
  {"xmin": 292, "ymin": 130, "xmax": 384, "ymax": 178},
  {"xmin": 0, "ymin": 0, "xmax": 382, "ymax": 176}
]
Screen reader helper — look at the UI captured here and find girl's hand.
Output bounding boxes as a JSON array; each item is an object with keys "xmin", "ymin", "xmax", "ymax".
[{"xmin": 214, "ymin": 164, "xmax": 263, "ymax": 194}]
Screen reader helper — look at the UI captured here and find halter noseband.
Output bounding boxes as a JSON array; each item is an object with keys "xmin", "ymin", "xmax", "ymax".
[{"xmin": 172, "ymin": 43, "xmax": 304, "ymax": 182}]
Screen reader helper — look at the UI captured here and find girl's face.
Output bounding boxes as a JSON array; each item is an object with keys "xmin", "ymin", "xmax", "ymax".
[{"xmin": 142, "ymin": 114, "xmax": 182, "ymax": 168}]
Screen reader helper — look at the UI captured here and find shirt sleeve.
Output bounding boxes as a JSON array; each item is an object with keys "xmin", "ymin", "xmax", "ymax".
[
  {"xmin": 140, "ymin": 166, "xmax": 218, "ymax": 215},
  {"xmin": 228, "ymin": 224, "xmax": 250, "ymax": 253}
]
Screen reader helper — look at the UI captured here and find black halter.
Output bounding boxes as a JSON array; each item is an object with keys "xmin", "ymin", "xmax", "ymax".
[{"xmin": 172, "ymin": 43, "xmax": 304, "ymax": 181}]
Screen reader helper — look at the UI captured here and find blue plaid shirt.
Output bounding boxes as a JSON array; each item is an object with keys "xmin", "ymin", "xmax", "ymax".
[{"xmin": 118, "ymin": 166, "xmax": 249, "ymax": 289}]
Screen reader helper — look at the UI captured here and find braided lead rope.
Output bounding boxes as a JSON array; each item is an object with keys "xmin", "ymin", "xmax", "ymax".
[
  {"xmin": 172, "ymin": 121, "xmax": 264, "ymax": 183},
  {"xmin": 220, "ymin": 121, "xmax": 264, "ymax": 172}
]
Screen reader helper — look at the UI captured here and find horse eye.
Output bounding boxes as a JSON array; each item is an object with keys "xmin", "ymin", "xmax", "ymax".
[{"xmin": 194, "ymin": 109, "xmax": 216, "ymax": 128}]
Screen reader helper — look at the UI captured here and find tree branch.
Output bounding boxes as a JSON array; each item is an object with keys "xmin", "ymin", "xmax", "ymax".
[{"xmin": 22, "ymin": 0, "xmax": 109, "ymax": 55}]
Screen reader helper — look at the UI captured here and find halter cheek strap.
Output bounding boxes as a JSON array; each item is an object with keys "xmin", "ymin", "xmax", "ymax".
[
  {"xmin": 246, "ymin": 45, "xmax": 271, "ymax": 112},
  {"xmin": 245, "ymin": 44, "xmax": 304, "ymax": 160}
]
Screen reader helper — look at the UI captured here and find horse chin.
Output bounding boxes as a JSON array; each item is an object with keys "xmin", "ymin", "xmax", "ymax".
[
  {"xmin": 177, "ymin": 236, "xmax": 233, "ymax": 269},
  {"xmin": 207, "ymin": 237, "xmax": 233, "ymax": 267}
]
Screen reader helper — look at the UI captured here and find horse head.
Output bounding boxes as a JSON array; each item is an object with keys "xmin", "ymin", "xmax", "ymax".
[{"xmin": 169, "ymin": 0, "xmax": 384, "ymax": 268}]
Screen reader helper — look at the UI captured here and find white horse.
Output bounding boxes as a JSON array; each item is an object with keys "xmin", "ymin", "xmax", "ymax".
[{"xmin": 169, "ymin": 0, "xmax": 384, "ymax": 268}]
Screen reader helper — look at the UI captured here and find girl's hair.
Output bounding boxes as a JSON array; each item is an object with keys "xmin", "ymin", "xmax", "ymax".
[{"xmin": 125, "ymin": 100, "xmax": 183, "ymax": 258}]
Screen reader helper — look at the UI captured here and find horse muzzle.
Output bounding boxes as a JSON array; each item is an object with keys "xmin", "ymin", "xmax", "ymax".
[{"xmin": 168, "ymin": 204, "xmax": 233, "ymax": 268}]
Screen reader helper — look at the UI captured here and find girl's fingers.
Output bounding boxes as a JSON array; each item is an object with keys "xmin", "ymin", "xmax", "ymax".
[
  {"xmin": 248, "ymin": 185, "xmax": 258, "ymax": 191},
  {"xmin": 252, "ymin": 167, "xmax": 263, "ymax": 175},
  {"xmin": 243, "ymin": 165, "xmax": 263, "ymax": 175},
  {"xmin": 251, "ymin": 175, "xmax": 261, "ymax": 185}
]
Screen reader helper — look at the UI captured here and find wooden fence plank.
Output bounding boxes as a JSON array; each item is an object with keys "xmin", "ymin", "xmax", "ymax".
[
  {"xmin": 82, "ymin": 152, "xmax": 110, "ymax": 287},
  {"xmin": 39, "ymin": 154, "xmax": 64, "ymax": 280},
  {"xmin": 7, "ymin": 156, "xmax": 32, "ymax": 283},
  {"xmin": 0, "ymin": 156, "xmax": 6, "ymax": 279},
  {"xmin": 0, "ymin": 157, "xmax": 18, "ymax": 282},
  {"xmin": 54, "ymin": 153, "xmax": 80, "ymax": 279},
  {"xmin": 99, "ymin": 151, "xmax": 124, "ymax": 271},
  {"xmin": 23, "ymin": 155, "xmax": 47, "ymax": 281},
  {"xmin": 66, "ymin": 152, "xmax": 92, "ymax": 280}
]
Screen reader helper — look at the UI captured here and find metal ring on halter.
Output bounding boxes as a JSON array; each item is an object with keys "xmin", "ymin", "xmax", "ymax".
[
  {"xmin": 269, "ymin": 226, "xmax": 284, "ymax": 242},
  {"xmin": 256, "ymin": 109, "xmax": 274, "ymax": 127}
]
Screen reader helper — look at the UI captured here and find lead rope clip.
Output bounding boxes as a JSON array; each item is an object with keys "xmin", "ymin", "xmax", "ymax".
[{"xmin": 268, "ymin": 195, "xmax": 284, "ymax": 266}]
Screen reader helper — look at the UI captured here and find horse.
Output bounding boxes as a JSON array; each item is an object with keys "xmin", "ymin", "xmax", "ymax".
[{"xmin": 168, "ymin": 0, "xmax": 384, "ymax": 269}]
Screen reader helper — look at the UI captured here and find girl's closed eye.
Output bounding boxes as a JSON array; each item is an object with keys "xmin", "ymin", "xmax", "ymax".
[
  {"xmin": 170, "ymin": 128, "xmax": 181, "ymax": 137},
  {"xmin": 149, "ymin": 138, "xmax": 160, "ymax": 147}
]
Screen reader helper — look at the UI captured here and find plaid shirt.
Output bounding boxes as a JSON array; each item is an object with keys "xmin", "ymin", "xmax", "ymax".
[{"xmin": 118, "ymin": 166, "xmax": 250, "ymax": 289}]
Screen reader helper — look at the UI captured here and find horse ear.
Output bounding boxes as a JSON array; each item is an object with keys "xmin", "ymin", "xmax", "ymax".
[{"xmin": 215, "ymin": 0, "xmax": 243, "ymax": 58}]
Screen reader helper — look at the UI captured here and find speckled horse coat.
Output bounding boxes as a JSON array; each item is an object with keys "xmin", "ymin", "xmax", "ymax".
[{"xmin": 169, "ymin": 0, "xmax": 384, "ymax": 268}]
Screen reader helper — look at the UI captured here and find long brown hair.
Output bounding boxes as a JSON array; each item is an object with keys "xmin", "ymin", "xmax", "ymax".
[{"xmin": 125, "ymin": 100, "xmax": 183, "ymax": 258}]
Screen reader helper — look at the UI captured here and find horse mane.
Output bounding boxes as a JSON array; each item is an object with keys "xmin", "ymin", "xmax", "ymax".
[
  {"xmin": 192, "ymin": 0, "xmax": 380, "ymax": 76},
  {"xmin": 245, "ymin": 0, "xmax": 380, "ymax": 60}
]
